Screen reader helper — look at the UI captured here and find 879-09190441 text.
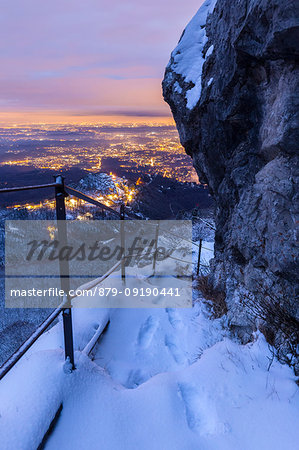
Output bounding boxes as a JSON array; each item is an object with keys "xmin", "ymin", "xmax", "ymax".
[{"xmin": 9, "ymin": 287, "xmax": 182, "ymax": 298}]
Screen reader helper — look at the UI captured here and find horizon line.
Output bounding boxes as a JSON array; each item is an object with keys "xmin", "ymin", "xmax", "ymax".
[{"xmin": 0, "ymin": 110, "xmax": 175, "ymax": 126}]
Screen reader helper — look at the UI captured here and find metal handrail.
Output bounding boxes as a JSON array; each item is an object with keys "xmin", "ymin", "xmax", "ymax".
[
  {"xmin": 0, "ymin": 177, "xmax": 213, "ymax": 379},
  {"xmin": 64, "ymin": 185, "xmax": 120, "ymax": 216},
  {"xmin": 82, "ymin": 320, "xmax": 110, "ymax": 357},
  {"xmin": 0, "ymin": 255, "xmax": 127, "ymax": 379},
  {"xmin": 0, "ymin": 177, "xmax": 128, "ymax": 379},
  {"xmin": 0, "ymin": 181, "xmax": 122, "ymax": 217},
  {"xmin": 70, "ymin": 260, "xmax": 122, "ymax": 299},
  {"xmin": 0, "ymin": 182, "xmax": 61, "ymax": 194},
  {"xmin": 0, "ymin": 302, "xmax": 65, "ymax": 381}
]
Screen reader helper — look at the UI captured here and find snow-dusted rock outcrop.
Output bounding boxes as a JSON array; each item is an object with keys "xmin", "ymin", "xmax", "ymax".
[{"xmin": 163, "ymin": 0, "xmax": 299, "ymax": 350}]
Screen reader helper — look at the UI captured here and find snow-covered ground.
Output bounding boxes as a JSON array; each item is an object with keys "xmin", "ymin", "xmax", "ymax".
[
  {"xmin": 0, "ymin": 243, "xmax": 299, "ymax": 449},
  {"xmin": 46, "ymin": 331, "xmax": 299, "ymax": 450}
]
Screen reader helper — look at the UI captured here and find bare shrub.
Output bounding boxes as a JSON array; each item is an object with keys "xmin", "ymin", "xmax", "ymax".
[
  {"xmin": 241, "ymin": 287, "xmax": 299, "ymax": 372},
  {"xmin": 194, "ymin": 274, "xmax": 227, "ymax": 318}
]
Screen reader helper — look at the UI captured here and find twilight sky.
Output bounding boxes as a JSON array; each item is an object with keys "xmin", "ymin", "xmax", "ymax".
[{"xmin": 0, "ymin": 0, "xmax": 203, "ymax": 124}]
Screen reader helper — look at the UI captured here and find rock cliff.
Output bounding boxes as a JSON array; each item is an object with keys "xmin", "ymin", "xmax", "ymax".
[{"xmin": 163, "ymin": 0, "xmax": 299, "ymax": 356}]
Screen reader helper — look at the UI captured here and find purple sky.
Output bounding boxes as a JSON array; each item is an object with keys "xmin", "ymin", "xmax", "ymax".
[{"xmin": 0, "ymin": 0, "xmax": 203, "ymax": 122}]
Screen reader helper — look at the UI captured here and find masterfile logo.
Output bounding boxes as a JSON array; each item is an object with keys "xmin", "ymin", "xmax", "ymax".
[
  {"xmin": 5, "ymin": 220, "xmax": 192, "ymax": 308},
  {"xmin": 25, "ymin": 236, "xmax": 174, "ymax": 264}
]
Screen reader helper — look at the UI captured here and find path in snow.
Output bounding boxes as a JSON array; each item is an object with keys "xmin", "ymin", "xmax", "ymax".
[
  {"xmin": 44, "ymin": 316, "xmax": 299, "ymax": 450},
  {"xmin": 1, "ymin": 298, "xmax": 299, "ymax": 450},
  {"xmin": 1, "ymin": 239, "xmax": 299, "ymax": 449}
]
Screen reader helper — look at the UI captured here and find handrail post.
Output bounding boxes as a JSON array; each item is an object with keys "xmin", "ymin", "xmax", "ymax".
[
  {"xmin": 54, "ymin": 175, "xmax": 75, "ymax": 370},
  {"xmin": 153, "ymin": 222, "xmax": 160, "ymax": 275},
  {"xmin": 196, "ymin": 238, "xmax": 203, "ymax": 276},
  {"xmin": 120, "ymin": 203, "xmax": 126, "ymax": 283}
]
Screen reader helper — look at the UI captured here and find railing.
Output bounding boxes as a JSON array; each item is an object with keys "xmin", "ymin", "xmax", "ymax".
[
  {"xmin": 0, "ymin": 258, "xmax": 123, "ymax": 381},
  {"xmin": 0, "ymin": 175, "xmax": 214, "ymax": 379},
  {"xmin": 0, "ymin": 175, "xmax": 128, "ymax": 379},
  {"xmin": 0, "ymin": 300, "xmax": 65, "ymax": 381},
  {"xmin": 0, "ymin": 174, "xmax": 215, "ymax": 450}
]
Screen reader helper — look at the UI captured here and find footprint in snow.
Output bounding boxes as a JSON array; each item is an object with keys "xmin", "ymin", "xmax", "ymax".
[
  {"xmin": 125, "ymin": 368, "xmax": 149, "ymax": 389},
  {"xmin": 166, "ymin": 308, "xmax": 184, "ymax": 330},
  {"xmin": 165, "ymin": 334, "xmax": 186, "ymax": 365},
  {"xmin": 178, "ymin": 382, "xmax": 202, "ymax": 431},
  {"xmin": 178, "ymin": 382, "xmax": 231, "ymax": 435},
  {"xmin": 137, "ymin": 315, "xmax": 159, "ymax": 349}
]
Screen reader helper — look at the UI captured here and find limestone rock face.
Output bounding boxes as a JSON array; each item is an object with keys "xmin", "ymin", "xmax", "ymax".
[{"xmin": 163, "ymin": 0, "xmax": 299, "ymax": 334}]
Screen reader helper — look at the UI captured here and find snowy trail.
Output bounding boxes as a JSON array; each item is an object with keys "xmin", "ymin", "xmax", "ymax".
[
  {"xmin": 42, "ymin": 302, "xmax": 299, "ymax": 450},
  {"xmin": 1, "ymin": 301, "xmax": 299, "ymax": 450},
  {"xmin": 44, "ymin": 324, "xmax": 299, "ymax": 450},
  {"xmin": 1, "ymin": 241, "xmax": 299, "ymax": 449}
]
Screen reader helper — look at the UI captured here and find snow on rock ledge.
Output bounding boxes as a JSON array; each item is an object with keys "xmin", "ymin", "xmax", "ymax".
[{"xmin": 165, "ymin": 0, "xmax": 216, "ymax": 110}]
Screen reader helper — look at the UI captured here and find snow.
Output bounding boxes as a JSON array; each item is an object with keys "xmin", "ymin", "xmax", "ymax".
[
  {"xmin": 206, "ymin": 44, "xmax": 214, "ymax": 57},
  {"xmin": 168, "ymin": 0, "xmax": 217, "ymax": 109},
  {"xmin": 173, "ymin": 81, "xmax": 183, "ymax": 94},
  {"xmin": 90, "ymin": 303, "xmax": 225, "ymax": 388},
  {"xmin": 0, "ymin": 306, "xmax": 111, "ymax": 450},
  {"xmin": 192, "ymin": 238, "xmax": 214, "ymax": 276},
  {"xmin": 208, "ymin": 77, "xmax": 214, "ymax": 86},
  {"xmin": 78, "ymin": 172, "xmax": 117, "ymax": 196},
  {"xmin": 0, "ymin": 350, "xmax": 65, "ymax": 450},
  {"xmin": 1, "ymin": 234, "xmax": 299, "ymax": 449},
  {"xmin": 47, "ymin": 332, "xmax": 299, "ymax": 450}
]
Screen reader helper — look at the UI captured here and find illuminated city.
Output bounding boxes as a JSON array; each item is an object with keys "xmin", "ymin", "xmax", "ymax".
[
  {"xmin": 0, "ymin": 123, "xmax": 197, "ymax": 181},
  {"xmin": 6, "ymin": 173, "xmax": 139, "ymax": 213},
  {"xmin": 0, "ymin": 123, "xmax": 202, "ymax": 215}
]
